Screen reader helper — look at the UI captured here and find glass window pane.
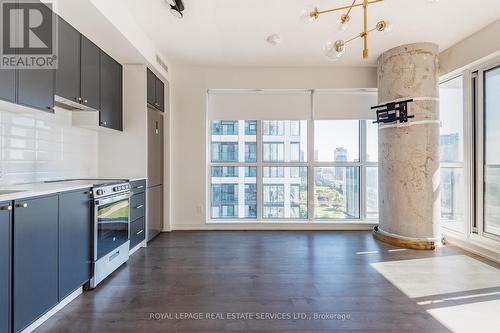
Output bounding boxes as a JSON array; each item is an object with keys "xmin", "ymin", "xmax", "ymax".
[
  {"xmin": 366, "ymin": 121, "xmax": 379, "ymax": 162},
  {"xmin": 366, "ymin": 167, "xmax": 379, "ymax": 219},
  {"xmin": 263, "ymin": 167, "xmax": 307, "ymax": 219},
  {"xmin": 314, "ymin": 167, "xmax": 360, "ymax": 219},
  {"xmin": 314, "ymin": 120, "xmax": 359, "ymax": 162},
  {"xmin": 484, "ymin": 67, "xmax": 500, "ymax": 236},
  {"xmin": 440, "ymin": 77, "xmax": 464, "ymax": 162},
  {"xmin": 211, "ymin": 120, "xmax": 256, "ymax": 163},
  {"xmin": 441, "ymin": 168, "xmax": 465, "ymax": 231},
  {"xmin": 263, "ymin": 120, "xmax": 307, "ymax": 162},
  {"xmin": 211, "ymin": 166, "xmax": 257, "ymax": 219}
]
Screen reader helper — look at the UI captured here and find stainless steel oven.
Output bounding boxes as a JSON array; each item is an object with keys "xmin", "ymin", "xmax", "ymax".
[{"xmin": 88, "ymin": 181, "xmax": 132, "ymax": 289}]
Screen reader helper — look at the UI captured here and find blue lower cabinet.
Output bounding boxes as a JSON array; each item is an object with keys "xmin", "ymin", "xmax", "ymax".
[
  {"xmin": 59, "ymin": 189, "xmax": 91, "ymax": 300},
  {"xmin": 13, "ymin": 195, "xmax": 59, "ymax": 333},
  {"xmin": 0, "ymin": 201, "xmax": 12, "ymax": 333}
]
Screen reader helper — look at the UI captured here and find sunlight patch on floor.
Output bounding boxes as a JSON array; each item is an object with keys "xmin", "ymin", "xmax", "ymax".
[
  {"xmin": 370, "ymin": 255, "xmax": 500, "ymax": 298},
  {"xmin": 427, "ymin": 299, "xmax": 500, "ymax": 333}
]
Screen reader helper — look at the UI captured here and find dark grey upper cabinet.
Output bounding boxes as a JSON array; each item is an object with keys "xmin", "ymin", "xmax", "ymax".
[
  {"xmin": 147, "ymin": 69, "xmax": 156, "ymax": 106},
  {"xmin": 13, "ymin": 195, "xmax": 59, "ymax": 333},
  {"xmin": 155, "ymin": 77, "xmax": 165, "ymax": 112},
  {"xmin": 147, "ymin": 68, "xmax": 165, "ymax": 112},
  {"xmin": 100, "ymin": 51, "xmax": 123, "ymax": 131},
  {"xmin": 0, "ymin": 68, "xmax": 16, "ymax": 103},
  {"xmin": 55, "ymin": 17, "xmax": 81, "ymax": 103},
  {"xmin": 80, "ymin": 36, "xmax": 100, "ymax": 110},
  {"xmin": 0, "ymin": 202, "xmax": 12, "ymax": 333},
  {"xmin": 17, "ymin": 68, "xmax": 55, "ymax": 112},
  {"xmin": 58, "ymin": 189, "xmax": 91, "ymax": 300}
]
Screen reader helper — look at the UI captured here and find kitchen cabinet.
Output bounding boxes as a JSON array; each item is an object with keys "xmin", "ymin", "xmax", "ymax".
[
  {"xmin": 16, "ymin": 3, "xmax": 55, "ymax": 113},
  {"xmin": 59, "ymin": 189, "xmax": 91, "ymax": 300},
  {"xmin": 0, "ymin": 68, "xmax": 16, "ymax": 103},
  {"xmin": 0, "ymin": 202, "xmax": 12, "ymax": 333},
  {"xmin": 55, "ymin": 16, "xmax": 81, "ymax": 103},
  {"xmin": 147, "ymin": 68, "xmax": 165, "ymax": 112},
  {"xmin": 80, "ymin": 36, "xmax": 100, "ymax": 110},
  {"xmin": 13, "ymin": 195, "xmax": 59, "ymax": 333},
  {"xmin": 17, "ymin": 68, "xmax": 55, "ymax": 112},
  {"xmin": 130, "ymin": 180, "xmax": 146, "ymax": 250},
  {"xmin": 100, "ymin": 51, "xmax": 123, "ymax": 131}
]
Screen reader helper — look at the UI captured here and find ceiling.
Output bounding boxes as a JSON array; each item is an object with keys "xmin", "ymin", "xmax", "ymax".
[{"xmin": 113, "ymin": 0, "xmax": 500, "ymax": 67}]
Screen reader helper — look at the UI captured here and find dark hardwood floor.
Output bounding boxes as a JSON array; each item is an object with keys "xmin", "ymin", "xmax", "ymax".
[{"xmin": 35, "ymin": 231, "xmax": 500, "ymax": 332}]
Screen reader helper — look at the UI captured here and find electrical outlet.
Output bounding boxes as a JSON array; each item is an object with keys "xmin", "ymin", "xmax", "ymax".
[{"xmin": 196, "ymin": 205, "xmax": 203, "ymax": 215}]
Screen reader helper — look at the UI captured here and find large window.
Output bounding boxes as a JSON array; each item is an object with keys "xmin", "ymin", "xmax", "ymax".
[
  {"xmin": 484, "ymin": 66, "xmax": 500, "ymax": 237},
  {"xmin": 439, "ymin": 76, "xmax": 465, "ymax": 232},
  {"xmin": 209, "ymin": 116, "xmax": 377, "ymax": 221}
]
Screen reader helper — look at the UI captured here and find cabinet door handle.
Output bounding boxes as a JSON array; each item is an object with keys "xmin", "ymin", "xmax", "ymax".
[
  {"xmin": 136, "ymin": 230, "xmax": 144, "ymax": 235},
  {"xmin": 15, "ymin": 203, "xmax": 28, "ymax": 208},
  {"xmin": 0, "ymin": 205, "xmax": 12, "ymax": 211},
  {"xmin": 135, "ymin": 204, "xmax": 144, "ymax": 209}
]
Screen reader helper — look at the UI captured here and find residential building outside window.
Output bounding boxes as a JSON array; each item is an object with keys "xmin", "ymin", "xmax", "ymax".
[{"xmin": 209, "ymin": 118, "xmax": 376, "ymax": 221}]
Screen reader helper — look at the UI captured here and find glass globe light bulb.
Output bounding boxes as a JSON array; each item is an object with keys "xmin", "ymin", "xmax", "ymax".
[
  {"xmin": 323, "ymin": 40, "xmax": 345, "ymax": 60},
  {"xmin": 337, "ymin": 14, "xmax": 350, "ymax": 31},
  {"xmin": 300, "ymin": 7, "xmax": 319, "ymax": 23}
]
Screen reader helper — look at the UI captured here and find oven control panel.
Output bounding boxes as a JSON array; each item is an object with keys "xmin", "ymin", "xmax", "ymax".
[{"xmin": 93, "ymin": 182, "xmax": 131, "ymax": 199}]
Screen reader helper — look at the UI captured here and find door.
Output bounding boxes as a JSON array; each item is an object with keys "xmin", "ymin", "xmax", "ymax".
[
  {"xmin": 147, "ymin": 68, "xmax": 156, "ymax": 107},
  {"xmin": 59, "ymin": 190, "xmax": 91, "ymax": 300},
  {"xmin": 80, "ymin": 36, "xmax": 100, "ymax": 110},
  {"xmin": 100, "ymin": 51, "xmax": 123, "ymax": 131},
  {"xmin": 155, "ymin": 77, "xmax": 165, "ymax": 112},
  {"xmin": 13, "ymin": 195, "xmax": 59, "ymax": 333},
  {"xmin": 55, "ymin": 16, "xmax": 80, "ymax": 102},
  {"xmin": 0, "ymin": 202, "xmax": 12, "ymax": 333},
  {"xmin": 147, "ymin": 185, "xmax": 163, "ymax": 241},
  {"xmin": 148, "ymin": 107, "xmax": 164, "ymax": 187}
]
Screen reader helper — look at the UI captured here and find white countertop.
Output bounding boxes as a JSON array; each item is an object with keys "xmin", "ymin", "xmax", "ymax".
[{"xmin": 0, "ymin": 180, "xmax": 95, "ymax": 202}]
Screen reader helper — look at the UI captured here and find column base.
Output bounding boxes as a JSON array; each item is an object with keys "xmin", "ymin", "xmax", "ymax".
[{"xmin": 373, "ymin": 226, "xmax": 444, "ymax": 250}]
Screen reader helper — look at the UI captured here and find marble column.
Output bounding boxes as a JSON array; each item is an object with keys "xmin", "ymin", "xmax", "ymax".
[{"xmin": 374, "ymin": 43, "xmax": 441, "ymax": 250}]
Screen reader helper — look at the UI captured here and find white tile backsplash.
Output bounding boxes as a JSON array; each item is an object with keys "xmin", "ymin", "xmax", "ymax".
[{"xmin": 0, "ymin": 107, "xmax": 98, "ymax": 185}]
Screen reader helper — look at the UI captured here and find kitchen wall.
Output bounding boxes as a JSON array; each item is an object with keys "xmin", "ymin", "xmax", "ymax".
[
  {"xmin": 170, "ymin": 65, "xmax": 377, "ymax": 230},
  {"xmin": 0, "ymin": 105, "xmax": 98, "ymax": 185}
]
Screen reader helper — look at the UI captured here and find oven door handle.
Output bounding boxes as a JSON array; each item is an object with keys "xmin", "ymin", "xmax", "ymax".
[{"xmin": 94, "ymin": 192, "xmax": 132, "ymax": 206}]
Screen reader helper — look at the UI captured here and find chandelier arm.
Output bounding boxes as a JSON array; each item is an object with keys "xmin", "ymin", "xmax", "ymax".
[
  {"xmin": 345, "ymin": 0, "xmax": 358, "ymax": 17},
  {"xmin": 316, "ymin": 0, "xmax": 383, "ymax": 16}
]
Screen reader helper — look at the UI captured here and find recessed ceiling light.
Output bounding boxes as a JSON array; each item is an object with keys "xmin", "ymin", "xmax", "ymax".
[{"xmin": 266, "ymin": 34, "xmax": 281, "ymax": 46}]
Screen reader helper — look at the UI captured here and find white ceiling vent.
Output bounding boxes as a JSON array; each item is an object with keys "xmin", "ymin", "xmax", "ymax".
[{"xmin": 156, "ymin": 54, "xmax": 169, "ymax": 74}]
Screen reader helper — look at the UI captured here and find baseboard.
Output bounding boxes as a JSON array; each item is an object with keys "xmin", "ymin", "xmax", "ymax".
[
  {"xmin": 171, "ymin": 223, "xmax": 377, "ymax": 231},
  {"xmin": 21, "ymin": 287, "xmax": 82, "ymax": 333}
]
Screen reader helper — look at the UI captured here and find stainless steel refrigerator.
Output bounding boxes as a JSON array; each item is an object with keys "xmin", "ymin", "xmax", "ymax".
[{"xmin": 147, "ymin": 107, "xmax": 164, "ymax": 241}]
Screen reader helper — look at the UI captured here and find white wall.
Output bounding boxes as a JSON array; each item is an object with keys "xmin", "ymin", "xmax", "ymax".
[
  {"xmin": 0, "ymin": 104, "xmax": 97, "ymax": 185},
  {"xmin": 170, "ymin": 65, "xmax": 377, "ymax": 230},
  {"xmin": 440, "ymin": 19, "xmax": 500, "ymax": 76}
]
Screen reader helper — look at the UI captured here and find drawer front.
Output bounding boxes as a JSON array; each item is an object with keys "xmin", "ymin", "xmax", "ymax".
[
  {"xmin": 131, "ymin": 179, "xmax": 146, "ymax": 195},
  {"xmin": 130, "ymin": 193, "xmax": 146, "ymax": 222},
  {"xmin": 130, "ymin": 217, "xmax": 145, "ymax": 249}
]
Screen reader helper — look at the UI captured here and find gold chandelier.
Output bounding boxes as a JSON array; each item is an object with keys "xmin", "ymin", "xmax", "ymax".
[{"xmin": 301, "ymin": 0, "xmax": 392, "ymax": 60}]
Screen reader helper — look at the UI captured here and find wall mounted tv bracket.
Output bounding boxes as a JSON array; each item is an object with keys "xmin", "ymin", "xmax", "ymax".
[{"xmin": 372, "ymin": 99, "xmax": 415, "ymax": 125}]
